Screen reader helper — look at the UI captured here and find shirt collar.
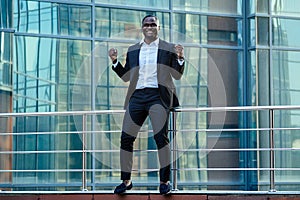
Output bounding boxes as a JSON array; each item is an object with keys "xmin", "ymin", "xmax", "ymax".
[{"xmin": 140, "ymin": 38, "xmax": 159, "ymax": 46}]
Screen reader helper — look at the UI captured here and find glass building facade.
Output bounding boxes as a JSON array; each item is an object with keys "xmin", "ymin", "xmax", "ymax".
[{"xmin": 1, "ymin": 0, "xmax": 300, "ymax": 191}]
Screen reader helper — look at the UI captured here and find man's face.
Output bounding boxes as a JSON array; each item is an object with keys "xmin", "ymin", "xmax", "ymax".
[{"xmin": 142, "ymin": 17, "xmax": 160, "ymax": 41}]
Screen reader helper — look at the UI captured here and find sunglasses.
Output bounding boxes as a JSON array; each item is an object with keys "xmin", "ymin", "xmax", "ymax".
[{"xmin": 142, "ymin": 23, "xmax": 158, "ymax": 28}]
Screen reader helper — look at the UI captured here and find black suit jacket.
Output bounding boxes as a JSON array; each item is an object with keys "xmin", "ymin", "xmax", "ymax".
[{"xmin": 112, "ymin": 39, "xmax": 185, "ymax": 109}]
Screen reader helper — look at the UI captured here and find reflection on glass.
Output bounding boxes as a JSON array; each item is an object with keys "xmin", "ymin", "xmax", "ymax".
[
  {"xmin": 272, "ymin": 50, "xmax": 300, "ymax": 106},
  {"xmin": 94, "ymin": 42, "xmax": 131, "ymax": 110},
  {"xmin": 9, "ymin": 0, "xmax": 300, "ymax": 191},
  {"xmin": 257, "ymin": 50, "xmax": 269, "ymax": 106},
  {"xmin": 14, "ymin": 35, "xmax": 92, "ymax": 186},
  {"xmin": 172, "ymin": 13, "xmax": 203, "ymax": 43},
  {"xmin": 273, "ymin": 18, "xmax": 300, "ymax": 48},
  {"xmin": 0, "ymin": 0, "xmax": 13, "ymax": 28},
  {"xmin": 272, "ymin": 0, "xmax": 300, "ymax": 17},
  {"xmin": 249, "ymin": 51, "xmax": 257, "ymax": 105},
  {"xmin": 249, "ymin": 18, "xmax": 256, "ymax": 47},
  {"xmin": 267, "ymin": 49, "xmax": 300, "ymax": 189},
  {"xmin": 0, "ymin": 30, "xmax": 12, "ymax": 184},
  {"xmin": 249, "ymin": 0, "xmax": 269, "ymax": 14},
  {"xmin": 0, "ymin": 32, "xmax": 12, "ymax": 90},
  {"xmin": 58, "ymin": 4, "xmax": 91, "ymax": 37},
  {"xmin": 173, "ymin": 0, "xmax": 242, "ymax": 14},
  {"xmin": 173, "ymin": 14, "xmax": 240, "ymax": 46},
  {"xmin": 207, "ymin": 16, "xmax": 239, "ymax": 46},
  {"xmin": 95, "ymin": 8, "xmax": 170, "ymax": 41},
  {"xmin": 257, "ymin": 17, "xmax": 269, "ymax": 46},
  {"xmin": 14, "ymin": 36, "xmax": 91, "ymax": 112},
  {"xmin": 95, "ymin": 0, "xmax": 169, "ymax": 9},
  {"xmin": 14, "ymin": 0, "xmax": 91, "ymax": 37}
]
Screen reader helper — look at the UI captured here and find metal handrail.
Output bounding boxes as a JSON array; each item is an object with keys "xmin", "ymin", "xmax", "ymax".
[
  {"xmin": 0, "ymin": 105, "xmax": 299, "ymax": 117},
  {"xmin": 1, "ymin": 105, "xmax": 300, "ymax": 192}
]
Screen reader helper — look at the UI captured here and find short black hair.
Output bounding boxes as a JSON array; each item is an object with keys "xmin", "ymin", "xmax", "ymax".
[{"xmin": 142, "ymin": 15, "xmax": 158, "ymax": 24}]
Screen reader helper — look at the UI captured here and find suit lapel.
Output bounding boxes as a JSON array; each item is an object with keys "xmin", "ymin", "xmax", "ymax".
[
  {"xmin": 130, "ymin": 43, "xmax": 141, "ymax": 68},
  {"xmin": 157, "ymin": 39, "xmax": 165, "ymax": 64}
]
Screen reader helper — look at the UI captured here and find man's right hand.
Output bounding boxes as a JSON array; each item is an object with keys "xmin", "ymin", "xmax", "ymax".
[{"xmin": 109, "ymin": 48, "xmax": 118, "ymax": 63}]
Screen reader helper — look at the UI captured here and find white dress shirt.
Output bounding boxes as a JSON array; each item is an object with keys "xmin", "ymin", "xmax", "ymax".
[{"xmin": 136, "ymin": 39, "xmax": 159, "ymax": 89}]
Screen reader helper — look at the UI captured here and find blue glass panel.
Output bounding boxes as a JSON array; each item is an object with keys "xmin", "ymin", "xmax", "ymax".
[
  {"xmin": 0, "ymin": 32, "xmax": 12, "ymax": 90},
  {"xmin": 273, "ymin": 50, "xmax": 300, "ymax": 105},
  {"xmin": 0, "ymin": 0, "xmax": 13, "ymax": 28},
  {"xmin": 173, "ymin": 13, "xmax": 241, "ymax": 46},
  {"xmin": 95, "ymin": 0, "xmax": 168, "ymax": 9},
  {"xmin": 273, "ymin": 18, "xmax": 300, "ymax": 48},
  {"xmin": 249, "ymin": 0, "xmax": 269, "ymax": 14},
  {"xmin": 95, "ymin": 7, "xmax": 170, "ymax": 41},
  {"xmin": 173, "ymin": 0, "xmax": 242, "ymax": 15},
  {"xmin": 14, "ymin": 0, "xmax": 91, "ymax": 37},
  {"xmin": 272, "ymin": 0, "xmax": 300, "ymax": 17}
]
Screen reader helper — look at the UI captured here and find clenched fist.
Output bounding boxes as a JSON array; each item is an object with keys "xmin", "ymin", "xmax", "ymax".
[
  {"xmin": 109, "ymin": 48, "xmax": 118, "ymax": 63},
  {"xmin": 175, "ymin": 44, "xmax": 184, "ymax": 59}
]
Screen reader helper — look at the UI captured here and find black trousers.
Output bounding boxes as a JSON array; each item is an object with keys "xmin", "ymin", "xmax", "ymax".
[{"xmin": 120, "ymin": 88, "xmax": 171, "ymax": 183}]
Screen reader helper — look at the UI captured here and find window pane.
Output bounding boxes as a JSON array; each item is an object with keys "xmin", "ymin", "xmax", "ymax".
[
  {"xmin": 173, "ymin": 14, "xmax": 241, "ymax": 46},
  {"xmin": 14, "ymin": 0, "xmax": 91, "ymax": 37},
  {"xmin": 207, "ymin": 16, "xmax": 240, "ymax": 46},
  {"xmin": 95, "ymin": 0, "xmax": 169, "ymax": 9},
  {"xmin": 272, "ymin": 0, "xmax": 300, "ymax": 17},
  {"xmin": 94, "ymin": 41, "xmax": 130, "ymax": 110},
  {"xmin": 249, "ymin": 0, "xmax": 269, "ymax": 14},
  {"xmin": 172, "ymin": 13, "xmax": 202, "ymax": 44},
  {"xmin": 95, "ymin": 8, "xmax": 170, "ymax": 41},
  {"xmin": 257, "ymin": 17, "xmax": 269, "ymax": 46},
  {"xmin": 0, "ymin": 32, "xmax": 13, "ymax": 90},
  {"xmin": 58, "ymin": 4, "xmax": 91, "ymax": 37},
  {"xmin": 249, "ymin": 18, "xmax": 256, "ymax": 47},
  {"xmin": 258, "ymin": 50, "xmax": 270, "ymax": 106},
  {"xmin": 273, "ymin": 18, "xmax": 300, "ymax": 48},
  {"xmin": 0, "ymin": 0, "xmax": 13, "ymax": 28},
  {"xmin": 273, "ymin": 50, "xmax": 300, "ymax": 105},
  {"xmin": 173, "ymin": 0, "xmax": 242, "ymax": 15},
  {"xmin": 178, "ymin": 46, "xmax": 207, "ymax": 107},
  {"xmin": 248, "ymin": 50, "xmax": 257, "ymax": 106},
  {"xmin": 14, "ymin": 36, "xmax": 91, "ymax": 112}
]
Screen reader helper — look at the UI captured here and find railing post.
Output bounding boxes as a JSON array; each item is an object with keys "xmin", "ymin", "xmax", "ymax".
[
  {"xmin": 82, "ymin": 114, "xmax": 88, "ymax": 191},
  {"xmin": 269, "ymin": 109, "xmax": 276, "ymax": 192},
  {"xmin": 170, "ymin": 110, "xmax": 178, "ymax": 191}
]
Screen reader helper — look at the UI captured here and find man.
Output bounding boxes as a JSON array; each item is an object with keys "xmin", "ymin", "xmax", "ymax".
[{"xmin": 109, "ymin": 15, "xmax": 184, "ymax": 195}]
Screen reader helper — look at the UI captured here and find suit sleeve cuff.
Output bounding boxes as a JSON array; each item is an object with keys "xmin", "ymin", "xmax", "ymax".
[
  {"xmin": 112, "ymin": 60, "xmax": 119, "ymax": 68},
  {"xmin": 177, "ymin": 59, "xmax": 185, "ymax": 66}
]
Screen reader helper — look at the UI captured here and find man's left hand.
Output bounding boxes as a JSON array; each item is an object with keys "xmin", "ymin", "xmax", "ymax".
[{"xmin": 175, "ymin": 44, "xmax": 184, "ymax": 59}]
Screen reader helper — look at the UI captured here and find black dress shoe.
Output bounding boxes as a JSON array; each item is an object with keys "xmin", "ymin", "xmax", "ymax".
[
  {"xmin": 159, "ymin": 182, "xmax": 171, "ymax": 195},
  {"xmin": 114, "ymin": 182, "xmax": 133, "ymax": 194}
]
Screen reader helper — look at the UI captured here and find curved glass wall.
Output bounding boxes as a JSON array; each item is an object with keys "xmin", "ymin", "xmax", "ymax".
[
  {"xmin": 11, "ymin": 0, "xmax": 245, "ymax": 191},
  {"xmin": 0, "ymin": 0, "xmax": 13, "ymax": 186},
  {"xmin": 0, "ymin": 0, "xmax": 297, "ymax": 191},
  {"xmin": 249, "ymin": 0, "xmax": 300, "ymax": 191}
]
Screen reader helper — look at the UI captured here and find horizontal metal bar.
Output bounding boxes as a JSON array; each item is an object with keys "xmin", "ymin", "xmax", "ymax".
[
  {"xmin": 174, "ymin": 147, "xmax": 300, "ymax": 152},
  {"xmin": 0, "ymin": 109, "xmax": 125, "ymax": 117},
  {"xmin": 175, "ymin": 105, "xmax": 300, "ymax": 112},
  {"xmin": 0, "ymin": 126, "xmax": 299, "ymax": 137},
  {"xmin": 2, "ymin": 147, "xmax": 300, "ymax": 155},
  {"xmin": 1, "ymin": 105, "xmax": 300, "ymax": 118},
  {"xmin": 1, "ymin": 190, "xmax": 300, "ymax": 195},
  {"xmin": 2, "ymin": 167, "xmax": 300, "ymax": 173},
  {"xmin": 174, "ymin": 168, "xmax": 300, "ymax": 171}
]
